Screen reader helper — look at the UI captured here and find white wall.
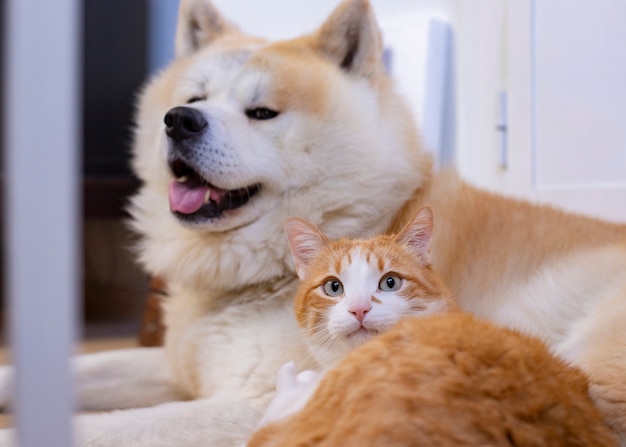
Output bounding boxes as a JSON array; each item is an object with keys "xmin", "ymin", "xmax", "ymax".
[{"xmin": 211, "ymin": 0, "xmax": 454, "ymax": 40}]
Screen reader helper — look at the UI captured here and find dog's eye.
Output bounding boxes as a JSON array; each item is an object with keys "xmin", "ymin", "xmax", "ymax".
[
  {"xmin": 186, "ymin": 96, "xmax": 204, "ymax": 104},
  {"xmin": 245, "ymin": 107, "xmax": 279, "ymax": 120}
]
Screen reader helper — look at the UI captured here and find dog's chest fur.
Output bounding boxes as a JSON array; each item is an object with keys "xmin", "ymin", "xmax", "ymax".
[{"xmin": 162, "ymin": 277, "xmax": 316, "ymax": 405}]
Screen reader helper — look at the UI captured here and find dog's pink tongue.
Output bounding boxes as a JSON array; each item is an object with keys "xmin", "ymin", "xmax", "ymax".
[{"xmin": 169, "ymin": 180, "xmax": 209, "ymax": 214}]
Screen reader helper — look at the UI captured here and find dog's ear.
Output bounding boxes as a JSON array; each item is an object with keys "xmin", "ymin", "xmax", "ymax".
[
  {"xmin": 311, "ymin": 0, "xmax": 383, "ymax": 80},
  {"xmin": 175, "ymin": 0, "xmax": 240, "ymax": 57}
]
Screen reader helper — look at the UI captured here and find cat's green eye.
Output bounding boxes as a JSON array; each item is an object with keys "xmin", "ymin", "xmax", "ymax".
[
  {"xmin": 322, "ymin": 278, "xmax": 344, "ymax": 297},
  {"xmin": 379, "ymin": 274, "xmax": 402, "ymax": 292}
]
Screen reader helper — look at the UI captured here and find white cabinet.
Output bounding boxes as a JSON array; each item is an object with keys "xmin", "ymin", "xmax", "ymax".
[{"xmin": 455, "ymin": 0, "xmax": 626, "ymax": 223}]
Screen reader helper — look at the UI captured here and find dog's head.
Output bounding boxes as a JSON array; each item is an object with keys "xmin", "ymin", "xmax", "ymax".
[{"xmin": 129, "ymin": 0, "xmax": 431, "ymax": 291}]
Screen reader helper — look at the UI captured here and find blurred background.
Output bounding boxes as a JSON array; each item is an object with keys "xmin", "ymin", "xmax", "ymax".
[{"xmin": 0, "ymin": 1, "xmax": 152, "ymax": 344}]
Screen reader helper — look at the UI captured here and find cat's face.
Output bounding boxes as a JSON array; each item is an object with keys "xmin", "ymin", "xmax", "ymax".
[{"xmin": 286, "ymin": 206, "xmax": 456, "ymax": 366}]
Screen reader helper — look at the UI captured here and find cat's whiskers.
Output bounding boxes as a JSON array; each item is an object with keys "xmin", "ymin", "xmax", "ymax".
[
  {"xmin": 281, "ymin": 327, "xmax": 309, "ymax": 338},
  {"xmin": 311, "ymin": 328, "xmax": 335, "ymax": 345},
  {"xmin": 311, "ymin": 329, "xmax": 341, "ymax": 353}
]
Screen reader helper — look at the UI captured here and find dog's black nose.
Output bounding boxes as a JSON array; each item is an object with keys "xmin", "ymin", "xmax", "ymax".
[{"xmin": 164, "ymin": 107, "xmax": 208, "ymax": 141}]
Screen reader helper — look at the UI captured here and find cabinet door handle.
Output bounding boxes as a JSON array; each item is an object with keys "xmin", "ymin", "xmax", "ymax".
[{"xmin": 496, "ymin": 91, "xmax": 508, "ymax": 170}]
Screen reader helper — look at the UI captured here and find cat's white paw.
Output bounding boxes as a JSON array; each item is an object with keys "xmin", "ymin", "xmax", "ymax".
[
  {"xmin": 295, "ymin": 369, "xmax": 318, "ymax": 385},
  {"xmin": 256, "ymin": 362, "xmax": 320, "ymax": 428},
  {"xmin": 276, "ymin": 362, "xmax": 319, "ymax": 392},
  {"xmin": 275, "ymin": 361, "xmax": 298, "ymax": 392}
]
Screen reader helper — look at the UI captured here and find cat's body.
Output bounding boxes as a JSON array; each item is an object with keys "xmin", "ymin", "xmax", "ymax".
[
  {"xmin": 247, "ymin": 208, "xmax": 619, "ymax": 447},
  {"xmin": 249, "ymin": 314, "xmax": 618, "ymax": 447}
]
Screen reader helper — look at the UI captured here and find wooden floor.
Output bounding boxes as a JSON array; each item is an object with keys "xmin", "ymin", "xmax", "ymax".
[{"xmin": 0, "ymin": 335, "xmax": 137, "ymax": 429}]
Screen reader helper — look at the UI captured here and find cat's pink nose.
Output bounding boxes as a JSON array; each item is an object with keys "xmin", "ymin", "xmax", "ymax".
[{"xmin": 349, "ymin": 303, "xmax": 372, "ymax": 323}]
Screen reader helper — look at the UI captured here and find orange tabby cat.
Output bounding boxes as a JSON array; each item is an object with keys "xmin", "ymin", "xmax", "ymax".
[
  {"xmin": 287, "ymin": 205, "xmax": 457, "ymax": 367},
  {"xmin": 246, "ymin": 207, "xmax": 618, "ymax": 447}
]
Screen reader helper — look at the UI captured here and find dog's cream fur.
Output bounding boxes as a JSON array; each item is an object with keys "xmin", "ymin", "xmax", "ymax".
[{"xmin": 0, "ymin": 0, "xmax": 624, "ymax": 446}]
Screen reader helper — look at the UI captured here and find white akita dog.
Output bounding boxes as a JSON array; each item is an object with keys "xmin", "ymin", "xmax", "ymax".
[{"xmin": 0, "ymin": 0, "xmax": 625, "ymax": 446}]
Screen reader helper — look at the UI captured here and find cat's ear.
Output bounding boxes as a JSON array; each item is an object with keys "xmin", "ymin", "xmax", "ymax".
[
  {"xmin": 175, "ymin": 0, "xmax": 240, "ymax": 58},
  {"xmin": 309, "ymin": 0, "xmax": 383, "ymax": 80},
  {"xmin": 396, "ymin": 206, "xmax": 434, "ymax": 265},
  {"xmin": 285, "ymin": 218, "xmax": 329, "ymax": 279}
]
